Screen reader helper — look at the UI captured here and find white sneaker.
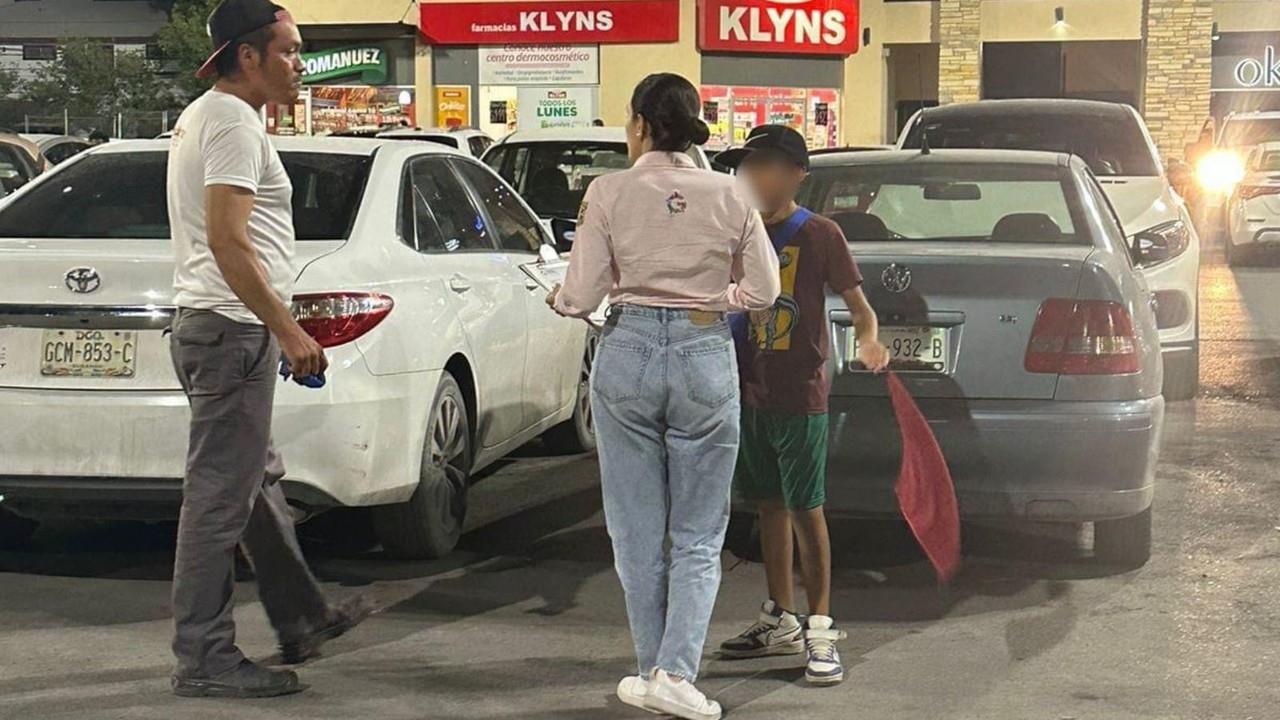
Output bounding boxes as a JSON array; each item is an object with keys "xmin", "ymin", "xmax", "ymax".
[
  {"xmin": 719, "ymin": 599, "xmax": 805, "ymax": 658},
  {"xmin": 804, "ymin": 615, "xmax": 848, "ymax": 686},
  {"xmin": 644, "ymin": 669, "xmax": 722, "ymax": 720},
  {"xmin": 617, "ymin": 675, "xmax": 661, "ymax": 714}
]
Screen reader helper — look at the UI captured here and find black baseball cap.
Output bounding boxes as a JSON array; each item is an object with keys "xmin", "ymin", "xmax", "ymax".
[
  {"xmin": 195, "ymin": 0, "xmax": 292, "ymax": 79},
  {"xmin": 717, "ymin": 124, "xmax": 810, "ymax": 171}
]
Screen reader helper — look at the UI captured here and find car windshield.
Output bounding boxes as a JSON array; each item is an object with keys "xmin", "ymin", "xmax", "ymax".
[
  {"xmin": 1220, "ymin": 118, "xmax": 1280, "ymax": 149},
  {"xmin": 497, "ymin": 141, "xmax": 631, "ymax": 218},
  {"xmin": 0, "ymin": 150, "xmax": 372, "ymax": 240},
  {"xmin": 902, "ymin": 112, "xmax": 1158, "ymax": 177},
  {"xmin": 798, "ymin": 162, "xmax": 1085, "ymax": 244}
]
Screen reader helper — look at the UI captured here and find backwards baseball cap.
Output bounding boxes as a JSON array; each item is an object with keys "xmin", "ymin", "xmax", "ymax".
[
  {"xmin": 195, "ymin": 0, "xmax": 292, "ymax": 80},
  {"xmin": 717, "ymin": 124, "xmax": 810, "ymax": 171}
]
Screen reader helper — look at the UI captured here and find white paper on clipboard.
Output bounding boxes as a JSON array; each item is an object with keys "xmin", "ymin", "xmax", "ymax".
[{"xmin": 521, "ymin": 259, "xmax": 608, "ymax": 328}]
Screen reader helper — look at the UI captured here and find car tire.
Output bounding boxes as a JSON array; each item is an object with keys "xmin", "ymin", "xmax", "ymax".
[
  {"xmin": 373, "ymin": 373, "xmax": 471, "ymax": 560},
  {"xmin": 542, "ymin": 329, "xmax": 598, "ymax": 455},
  {"xmin": 1162, "ymin": 344, "xmax": 1199, "ymax": 401},
  {"xmin": 0, "ymin": 506, "xmax": 38, "ymax": 548},
  {"xmin": 724, "ymin": 510, "xmax": 763, "ymax": 563},
  {"xmin": 1094, "ymin": 507, "xmax": 1152, "ymax": 569}
]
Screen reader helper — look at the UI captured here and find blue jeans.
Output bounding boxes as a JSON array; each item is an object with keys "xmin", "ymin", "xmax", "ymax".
[{"xmin": 591, "ymin": 305, "xmax": 741, "ymax": 682}]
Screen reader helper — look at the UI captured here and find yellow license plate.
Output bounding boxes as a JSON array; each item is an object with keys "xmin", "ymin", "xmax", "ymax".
[
  {"xmin": 40, "ymin": 329, "xmax": 137, "ymax": 378},
  {"xmin": 848, "ymin": 326, "xmax": 949, "ymax": 372}
]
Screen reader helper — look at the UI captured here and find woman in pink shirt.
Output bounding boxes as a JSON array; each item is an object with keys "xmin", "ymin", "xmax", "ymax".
[{"xmin": 548, "ymin": 73, "xmax": 779, "ymax": 720}]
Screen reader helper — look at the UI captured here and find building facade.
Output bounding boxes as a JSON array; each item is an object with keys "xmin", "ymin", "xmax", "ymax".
[
  {"xmin": 0, "ymin": 0, "xmax": 168, "ymax": 86},
  {"xmin": 288, "ymin": 0, "xmax": 1280, "ymax": 161}
]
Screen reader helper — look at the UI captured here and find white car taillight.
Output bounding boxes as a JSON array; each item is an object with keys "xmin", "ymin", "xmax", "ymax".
[
  {"xmin": 292, "ymin": 292, "xmax": 394, "ymax": 348},
  {"xmin": 1025, "ymin": 298, "xmax": 1140, "ymax": 375}
]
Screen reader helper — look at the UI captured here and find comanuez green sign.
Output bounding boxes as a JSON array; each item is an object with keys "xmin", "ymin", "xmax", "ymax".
[{"xmin": 301, "ymin": 45, "xmax": 388, "ymax": 84}]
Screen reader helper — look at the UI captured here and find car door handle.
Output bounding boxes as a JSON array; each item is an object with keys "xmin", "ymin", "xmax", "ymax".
[{"xmin": 449, "ymin": 274, "xmax": 472, "ymax": 293}]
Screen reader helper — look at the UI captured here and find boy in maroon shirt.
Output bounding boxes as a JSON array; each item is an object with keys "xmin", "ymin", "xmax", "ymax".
[{"xmin": 717, "ymin": 126, "xmax": 889, "ymax": 685}]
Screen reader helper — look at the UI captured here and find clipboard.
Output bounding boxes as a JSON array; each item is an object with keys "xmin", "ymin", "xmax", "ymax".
[{"xmin": 521, "ymin": 259, "xmax": 607, "ymax": 328}]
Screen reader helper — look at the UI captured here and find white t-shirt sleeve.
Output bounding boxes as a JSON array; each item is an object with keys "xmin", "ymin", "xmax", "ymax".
[{"xmin": 202, "ymin": 121, "xmax": 266, "ymax": 193}]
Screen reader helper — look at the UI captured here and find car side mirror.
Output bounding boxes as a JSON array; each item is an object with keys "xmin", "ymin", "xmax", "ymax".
[
  {"xmin": 538, "ymin": 243, "xmax": 559, "ymax": 263},
  {"xmin": 550, "ymin": 217, "xmax": 577, "ymax": 252},
  {"xmin": 1131, "ymin": 230, "xmax": 1172, "ymax": 267}
]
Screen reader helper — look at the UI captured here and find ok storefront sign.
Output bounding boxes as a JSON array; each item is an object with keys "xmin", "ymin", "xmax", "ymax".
[
  {"xmin": 420, "ymin": 1, "xmax": 680, "ymax": 45},
  {"xmin": 697, "ymin": 0, "xmax": 860, "ymax": 56}
]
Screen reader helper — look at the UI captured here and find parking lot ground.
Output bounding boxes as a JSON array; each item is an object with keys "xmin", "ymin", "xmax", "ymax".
[{"xmin": 2, "ymin": 260, "xmax": 1279, "ymax": 720}]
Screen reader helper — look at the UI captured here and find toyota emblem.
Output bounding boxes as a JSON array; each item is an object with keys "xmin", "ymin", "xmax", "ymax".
[
  {"xmin": 64, "ymin": 267, "xmax": 101, "ymax": 294},
  {"xmin": 881, "ymin": 263, "xmax": 912, "ymax": 294}
]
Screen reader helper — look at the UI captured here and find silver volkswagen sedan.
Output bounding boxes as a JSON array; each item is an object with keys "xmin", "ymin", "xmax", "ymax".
[{"xmin": 785, "ymin": 149, "xmax": 1166, "ymax": 566}]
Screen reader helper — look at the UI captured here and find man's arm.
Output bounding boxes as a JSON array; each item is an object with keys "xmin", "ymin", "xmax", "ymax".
[
  {"xmin": 205, "ymin": 184, "xmax": 327, "ymax": 378},
  {"xmin": 841, "ymin": 286, "xmax": 889, "ymax": 373}
]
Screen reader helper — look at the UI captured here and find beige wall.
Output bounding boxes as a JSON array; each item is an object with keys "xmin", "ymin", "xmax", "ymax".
[
  {"xmin": 882, "ymin": 1, "xmax": 938, "ymax": 44},
  {"xmin": 1215, "ymin": 0, "xmax": 1280, "ymax": 33},
  {"xmin": 289, "ymin": 0, "xmax": 418, "ymax": 25},
  {"xmin": 982, "ymin": 0, "xmax": 1144, "ymax": 41},
  {"xmin": 599, "ymin": 0, "xmax": 701, "ymax": 126}
]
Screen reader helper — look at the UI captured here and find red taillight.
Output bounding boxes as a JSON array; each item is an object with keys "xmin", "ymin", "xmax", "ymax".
[
  {"xmin": 292, "ymin": 292, "xmax": 394, "ymax": 348},
  {"xmin": 1238, "ymin": 184, "xmax": 1280, "ymax": 200},
  {"xmin": 1025, "ymin": 298, "xmax": 1139, "ymax": 375}
]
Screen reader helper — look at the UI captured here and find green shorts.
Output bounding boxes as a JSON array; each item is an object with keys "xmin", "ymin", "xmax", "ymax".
[{"xmin": 734, "ymin": 405, "xmax": 829, "ymax": 511}]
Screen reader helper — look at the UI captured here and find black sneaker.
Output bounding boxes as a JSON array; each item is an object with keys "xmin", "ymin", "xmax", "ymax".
[
  {"xmin": 719, "ymin": 600, "xmax": 805, "ymax": 659},
  {"xmin": 279, "ymin": 595, "xmax": 377, "ymax": 665},
  {"xmin": 172, "ymin": 659, "xmax": 303, "ymax": 699}
]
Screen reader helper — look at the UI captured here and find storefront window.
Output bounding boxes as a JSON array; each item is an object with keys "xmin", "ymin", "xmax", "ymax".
[{"xmin": 700, "ymin": 85, "xmax": 840, "ymax": 151}]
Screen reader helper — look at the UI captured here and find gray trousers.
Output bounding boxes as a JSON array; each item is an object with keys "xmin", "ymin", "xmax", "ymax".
[{"xmin": 169, "ymin": 308, "xmax": 330, "ymax": 679}]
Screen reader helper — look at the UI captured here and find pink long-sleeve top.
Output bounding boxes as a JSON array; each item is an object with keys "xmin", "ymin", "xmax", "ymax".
[{"xmin": 552, "ymin": 151, "xmax": 781, "ymax": 318}]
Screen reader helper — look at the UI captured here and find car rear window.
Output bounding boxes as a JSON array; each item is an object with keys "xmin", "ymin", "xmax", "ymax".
[
  {"xmin": 799, "ymin": 163, "xmax": 1086, "ymax": 245},
  {"xmin": 0, "ymin": 150, "xmax": 372, "ymax": 240},
  {"xmin": 902, "ymin": 112, "xmax": 1158, "ymax": 177},
  {"xmin": 1221, "ymin": 117, "xmax": 1280, "ymax": 149}
]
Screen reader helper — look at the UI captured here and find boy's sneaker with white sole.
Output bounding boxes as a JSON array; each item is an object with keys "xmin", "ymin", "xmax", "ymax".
[
  {"xmin": 644, "ymin": 669, "xmax": 722, "ymax": 720},
  {"xmin": 617, "ymin": 675, "xmax": 660, "ymax": 714},
  {"xmin": 719, "ymin": 599, "xmax": 805, "ymax": 658},
  {"xmin": 804, "ymin": 615, "xmax": 847, "ymax": 685}
]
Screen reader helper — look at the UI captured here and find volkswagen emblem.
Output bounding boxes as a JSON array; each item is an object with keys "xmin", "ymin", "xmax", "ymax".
[
  {"xmin": 64, "ymin": 267, "xmax": 101, "ymax": 294},
  {"xmin": 881, "ymin": 263, "xmax": 912, "ymax": 294}
]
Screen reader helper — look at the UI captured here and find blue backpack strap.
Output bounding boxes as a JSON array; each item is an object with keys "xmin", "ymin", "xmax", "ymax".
[{"xmin": 731, "ymin": 207, "xmax": 813, "ymax": 351}]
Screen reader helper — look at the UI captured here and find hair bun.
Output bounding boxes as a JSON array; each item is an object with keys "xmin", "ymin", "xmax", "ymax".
[{"xmin": 689, "ymin": 117, "xmax": 711, "ymax": 146}]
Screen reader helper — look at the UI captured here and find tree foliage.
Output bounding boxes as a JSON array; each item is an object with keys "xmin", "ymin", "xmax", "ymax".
[
  {"xmin": 20, "ymin": 39, "xmax": 175, "ymax": 119},
  {"xmin": 155, "ymin": 0, "xmax": 222, "ymax": 103}
]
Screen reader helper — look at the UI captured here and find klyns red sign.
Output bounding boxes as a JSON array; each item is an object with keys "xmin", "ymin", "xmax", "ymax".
[
  {"xmin": 697, "ymin": 0, "xmax": 860, "ymax": 56},
  {"xmin": 420, "ymin": 1, "xmax": 680, "ymax": 46}
]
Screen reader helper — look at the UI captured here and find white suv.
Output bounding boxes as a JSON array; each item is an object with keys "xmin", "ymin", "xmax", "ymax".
[
  {"xmin": 377, "ymin": 127, "xmax": 495, "ymax": 158},
  {"xmin": 482, "ymin": 127, "xmax": 712, "ymax": 249},
  {"xmin": 899, "ymin": 100, "xmax": 1201, "ymax": 400}
]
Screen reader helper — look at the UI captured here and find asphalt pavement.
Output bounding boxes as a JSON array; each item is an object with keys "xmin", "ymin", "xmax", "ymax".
[{"xmin": 1, "ymin": 260, "xmax": 1278, "ymax": 719}]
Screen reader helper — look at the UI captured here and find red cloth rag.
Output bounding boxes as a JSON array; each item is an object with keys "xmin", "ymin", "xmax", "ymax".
[{"xmin": 886, "ymin": 372, "xmax": 962, "ymax": 582}]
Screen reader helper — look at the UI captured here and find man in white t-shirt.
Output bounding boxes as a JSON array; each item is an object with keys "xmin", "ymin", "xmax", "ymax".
[{"xmin": 166, "ymin": 0, "xmax": 370, "ymax": 699}]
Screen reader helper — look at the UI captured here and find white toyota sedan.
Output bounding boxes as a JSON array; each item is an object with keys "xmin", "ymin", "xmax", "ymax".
[{"xmin": 0, "ymin": 137, "xmax": 595, "ymax": 558}]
